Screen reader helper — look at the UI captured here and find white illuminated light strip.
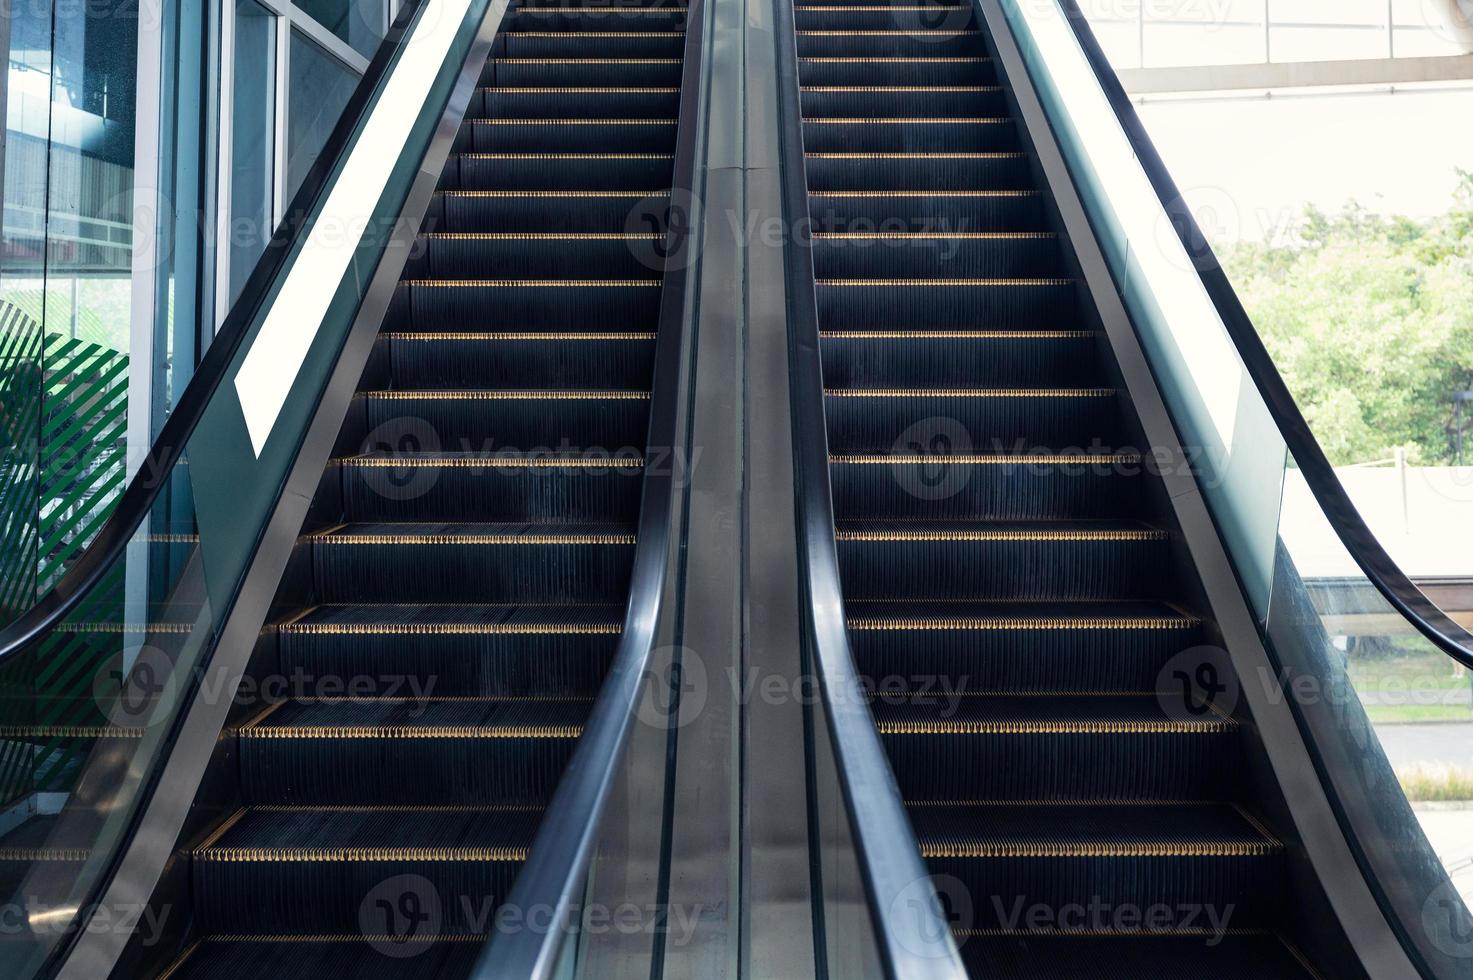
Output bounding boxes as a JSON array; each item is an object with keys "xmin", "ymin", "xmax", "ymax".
[{"xmin": 234, "ymin": 0, "xmax": 477, "ymax": 456}]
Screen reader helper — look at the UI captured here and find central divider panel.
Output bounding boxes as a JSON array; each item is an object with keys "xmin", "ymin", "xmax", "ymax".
[{"xmin": 158, "ymin": 2, "xmax": 690, "ymax": 975}]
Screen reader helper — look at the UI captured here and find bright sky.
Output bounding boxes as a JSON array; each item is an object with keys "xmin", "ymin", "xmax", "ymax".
[{"xmin": 1134, "ymin": 86, "xmax": 1473, "ymax": 242}]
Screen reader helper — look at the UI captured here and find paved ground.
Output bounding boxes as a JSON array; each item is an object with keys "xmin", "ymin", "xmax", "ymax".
[{"xmin": 1376, "ymin": 723, "xmax": 1473, "ymax": 770}]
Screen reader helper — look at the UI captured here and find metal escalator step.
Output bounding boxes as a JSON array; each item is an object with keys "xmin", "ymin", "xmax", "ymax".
[
  {"xmin": 909, "ymin": 803, "xmax": 1283, "ymax": 930},
  {"xmin": 812, "ymin": 232, "xmax": 1061, "ymax": 279},
  {"xmin": 237, "ymin": 699, "xmax": 591, "ymax": 805},
  {"xmin": 192, "ymin": 806, "xmax": 542, "ymax": 935},
  {"xmin": 425, "ymin": 188, "xmax": 671, "ymax": 233},
  {"xmin": 394, "ymin": 277, "xmax": 665, "ymax": 326},
  {"xmin": 457, "ymin": 117, "xmax": 679, "ymax": 152},
  {"xmin": 817, "ymin": 328, "xmax": 1098, "ymax": 387},
  {"xmin": 357, "ymin": 390, "xmax": 652, "ymax": 450},
  {"xmin": 846, "ymin": 600, "xmax": 1200, "ymax": 691},
  {"xmin": 829, "ymin": 450, "xmax": 1147, "ymax": 520},
  {"xmin": 805, "ymin": 150, "xmax": 1031, "ymax": 190},
  {"xmin": 483, "ymin": 56, "xmax": 684, "ymax": 87},
  {"xmin": 956, "ymin": 932, "xmax": 1319, "ymax": 979},
  {"xmin": 471, "ymin": 85, "xmax": 682, "ymax": 118},
  {"xmin": 823, "ymin": 387, "xmax": 1121, "ymax": 453},
  {"xmin": 158, "ymin": 936, "xmax": 483, "ymax": 980},
  {"xmin": 875, "ymin": 694, "xmax": 1238, "ymax": 801},
  {"xmin": 335, "ymin": 450, "xmax": 644, "ymax": 523},
  {"xmin": 404, "ymin": 232, "xmax": 668, "ymax": 280},
  {"xmin": 441, "ymin": 152, "xmax": 674, "ymax": 191},
  {"xmin": 308, "ymin": 521, "xmax": 638, "ymax": 603},
  {"xmin": 378, "ymin": 331, "xmax": 657, "ymax": 388}
]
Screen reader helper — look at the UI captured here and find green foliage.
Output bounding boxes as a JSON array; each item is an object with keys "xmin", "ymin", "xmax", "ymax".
[{"xmin": 1221, "ymin": 175, "xmax": 1473, "ymax": 465}]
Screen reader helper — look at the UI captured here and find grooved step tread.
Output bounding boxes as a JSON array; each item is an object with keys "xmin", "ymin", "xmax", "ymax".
[
  {"xmin": 238, "ymin": 698, "xmax": 592, "ymax": 739},
  {"xmin": 845, "ymin": 600, "xmax": 1199, "ymax": 631},
  {"xmin": 956, "ymin": 933, "xmax": 1319, "ymax": 978},
  {"xmin": 907, "ymin": 802, "xmax": 1280, "ymax": 859},
  {"xmin": 872, "ymin": 693, "xmax": 1236, "ymax": 734},
  {"xmin": 834, "ymin": 519, "xmax": 1166, "ymax": 542},
  {"xmin": 158, "ymin": 936, "xmax": 483, "ymax": 980},
  {"xmin": 337, "ymin": 450, "xmax": 645, "ymax": 469},
  {"xmin": 308, "ymin": 522, "xmax": 637, "ymax": 545},
  {"xmin": 281, "ymin": 603, "xmax": 626, "ymax": 635},
  {"xmin": 194, "ymin": 806, "xmax": 543, "ymax": 863}
]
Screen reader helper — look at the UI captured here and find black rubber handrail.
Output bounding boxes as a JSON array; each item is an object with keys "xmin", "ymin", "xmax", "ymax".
[
  {"xmin": 0, "ymin": 0, "xmax": 429, "ymax": 661},
  {"xmin": 1053, "ymin": 0, "xmax": 1473, "ymax": 670},
  {"xmin": 470, "ymin": 1, "xmax": 706, "ymax": 976},
  {"xmin": 773, "ymin": 0, "xmax": 970, "ymax": 974}
]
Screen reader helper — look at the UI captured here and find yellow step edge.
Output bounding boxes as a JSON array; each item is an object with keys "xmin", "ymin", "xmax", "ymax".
[
  {"xmin": 846, "ymin": 614, "xmax": 1196, "ymax": 631},
  {"xmin": 820, "ymin": 329, "xmax": 1087, "ymax": 338},
  {"xmin": 382, "ymin": 331, "xmax": 658, "ymax": 340},
  {"xmin": 479, "ymin": 86, "xmax": 681, "ymax": 92},
  {"xmin": 834, "ymin": 527, "xmax": 1165, "ymax": 542},
  {"xmin": 401, "ymin": 278, "xmax": 662, "ymax": 287},
  {"xmin": 916, "ymin": 839, "xmax": 1281, "ymax": 859},
  {"xmin": 804, "ymin": 116, "xmax": 1008, "ymax": 123},
  {"xmin": 830, "ymin": 452, "xmax": 1137, "ymax": 463},
  {"xmin": 417, "ymin": 231, "xmax": 663, "ymax": 239},
  {"xmin": 195, "ymin": 845, "xmax": 528, "ymax": 863},
  {"xmin": 812, "ymin": 231, "xmax": 1053, "ymax": 239},
  {"xmin": 875, "ymin": 717, "xmax": 1235, "ymax": 735},
  {"xmin": 433, "ymin": 188, "xmax": 671, "ymax": 197},
  {"xmin": 823, "ymin": 385, "xmax": 1109, "ymax": 396},
  {"xmin": 309, "ymin": 532, "xmax": 637, "ymax": 545},
  {"xmin": 817, "ymin": 277, "xmax": 1072, "ymax": 286},
  {"xmin": 281, "ymin": 621, "xmax": 623, "ymax": 635},
  {"xmin": 359, "ymin": 389, "xmax": 651, "ymax": 399},
  {"xmin": 465, "ymin": 117, "xmax": 677, "ymax": 124},
  {"xmin": 336, "ymin": 455, "xmax": 644, "ymax": 467}
]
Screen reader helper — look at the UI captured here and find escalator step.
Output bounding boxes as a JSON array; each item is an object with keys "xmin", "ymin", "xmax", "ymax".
[
  {"xmin": 834, "ymin": 520, "xmax": 1169, "ymax": 600},
  {"xmin": 801, "ymin": 86, "xmax": 1006, "ymax": 117},
  {"xmin": 823, "ymin": 387, "xmax": 1120, "ymax": 452},
  {"xmin": 507, "ymin": 7, "xmax": 689, "ymax": 30},
  {"xmin": 359, "ymin": 390, "xmax": 651, "ymax": 449},
  {"xmin": 808, "ymin": 190, "xmax": 1047, "ymax": 232},
  {"xmin": 799, "ymin": 55, "xmax": 995, "ymax": 86},
  {"xmin": 159, "ymin": 937, "xmax": 482, "ymax": 980},
  {"xmin": 911, "ymin": 803, "xmax": 1283, "ymax": 929},
  {"xmin": 380, "ymin": 332, "xmax": 656, "ymax": 388},
  {"xmin": 814, "ymin": 277, "xmax": 1076, "ymax": 328},
  {"xmin": 846, "ymin": 601, "xmax": 1201, "ymax": 692},
  {"xmin": 192, "ymin": 806, "xmax": 540, "ymax": 934},
  {"xmin": 237, "ymin": 699, "xmax": 589, "ymax": 805},
  {"xmin": 472, "ymin": 85, "xmax": 682, "ymax": 118},
  {"xmin": 394, "ymin": 277, "xmax": 664, "ymax": 326},
  {"xmin": 829, "ymin": 451, "xmax": 1147, "ymax": 520},
  {"xmin": 496, "ymin": 31, "xmax": 687, "ymax": 59},
  {"xmin": 279, "ymin": 603, "xmax": 622, "ymax": 697},
  {"xmin": 802, "ymin": 116, "xmax": 1019, "ymax": 153},
  {"xmin": 405, "ymin": 232, "xmax": 666, "ymax": 280},
  {"xmin": 335, "ymin": 451, "xmax": 644, "ymax": 523},
  {"xmin": 794, "ymin": 6, "xmax": 976, "ymax": 32},
  {"xmin": 805, "ymin": 151, "xmax": 1031, "ymax": 191},
  {"xmin": 818, "ymin": 329, "xmax": 1098, "ymax": 387},
  {"xmin": 309, "ymin": 522, "xmax": 637, "ymax": 603},
  {"xmin": 875, "ymin": 694, "xmax": 1238, "ymax": 800},
  {"xmin": 811, "ymin": 232, "xmax": 1060, "ymax": 278},
  {"xmin": 428, "ymin": 189, "xmax": 672, "ymax": 233},
  {"xmin": 795, "ymin": 30, "xmax": 982, "ymax": 57},
  {"xmin": 458, "ymin": 117, "xmax": 679, "ymax": 153},
  {"xmin": 957, "ymin": 933, "xmax": 1317, "ymax": 979},
  {"xmin": 440, "ymin": 152, "xmax": 675, "ymax": 190},
  {"xmin": 484, "ymin": 56, "xmax": 685, "ymax": 87}
]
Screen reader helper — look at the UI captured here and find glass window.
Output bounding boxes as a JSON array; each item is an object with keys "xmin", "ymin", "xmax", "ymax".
[
  {"xmin": 286, "ymin": 29, "xmax": 360, "ymax": 204},
  {"xmin": 294, "ymin": 0, "xmax": 387, "ymax": 59},
  {"xmin": 227, "ymin": 0, "xmax": 277, "ymax": 306}
]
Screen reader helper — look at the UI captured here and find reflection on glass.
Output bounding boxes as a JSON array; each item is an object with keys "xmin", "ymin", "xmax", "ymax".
[
  {"xmin": 286, "ymin": 30, "xmax": 360, "ymax": 203},
  {"xmin": 2, "ymin": 0, "xmax": 139, "ymax": 623},
  {"xmin": 295, "ymin": 0, "xmax": 387, "ymax": 59},
  {"xmin": 227, "ymin": 0, "xmax": 277, "ymax": 307}
]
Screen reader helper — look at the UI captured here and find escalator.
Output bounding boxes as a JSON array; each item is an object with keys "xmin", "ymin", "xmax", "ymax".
[
  {"xmin": 785, "ymin": 1, "xmax": 1340, "ymax": 975},
  {"xmin": 152, "ymin": 5, "xmax": 688, "ymax": 977}
]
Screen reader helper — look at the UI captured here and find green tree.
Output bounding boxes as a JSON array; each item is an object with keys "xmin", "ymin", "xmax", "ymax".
[{"xmin": 1222, "ymin": 177, "xmax": 1473, "ymax": 465}]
